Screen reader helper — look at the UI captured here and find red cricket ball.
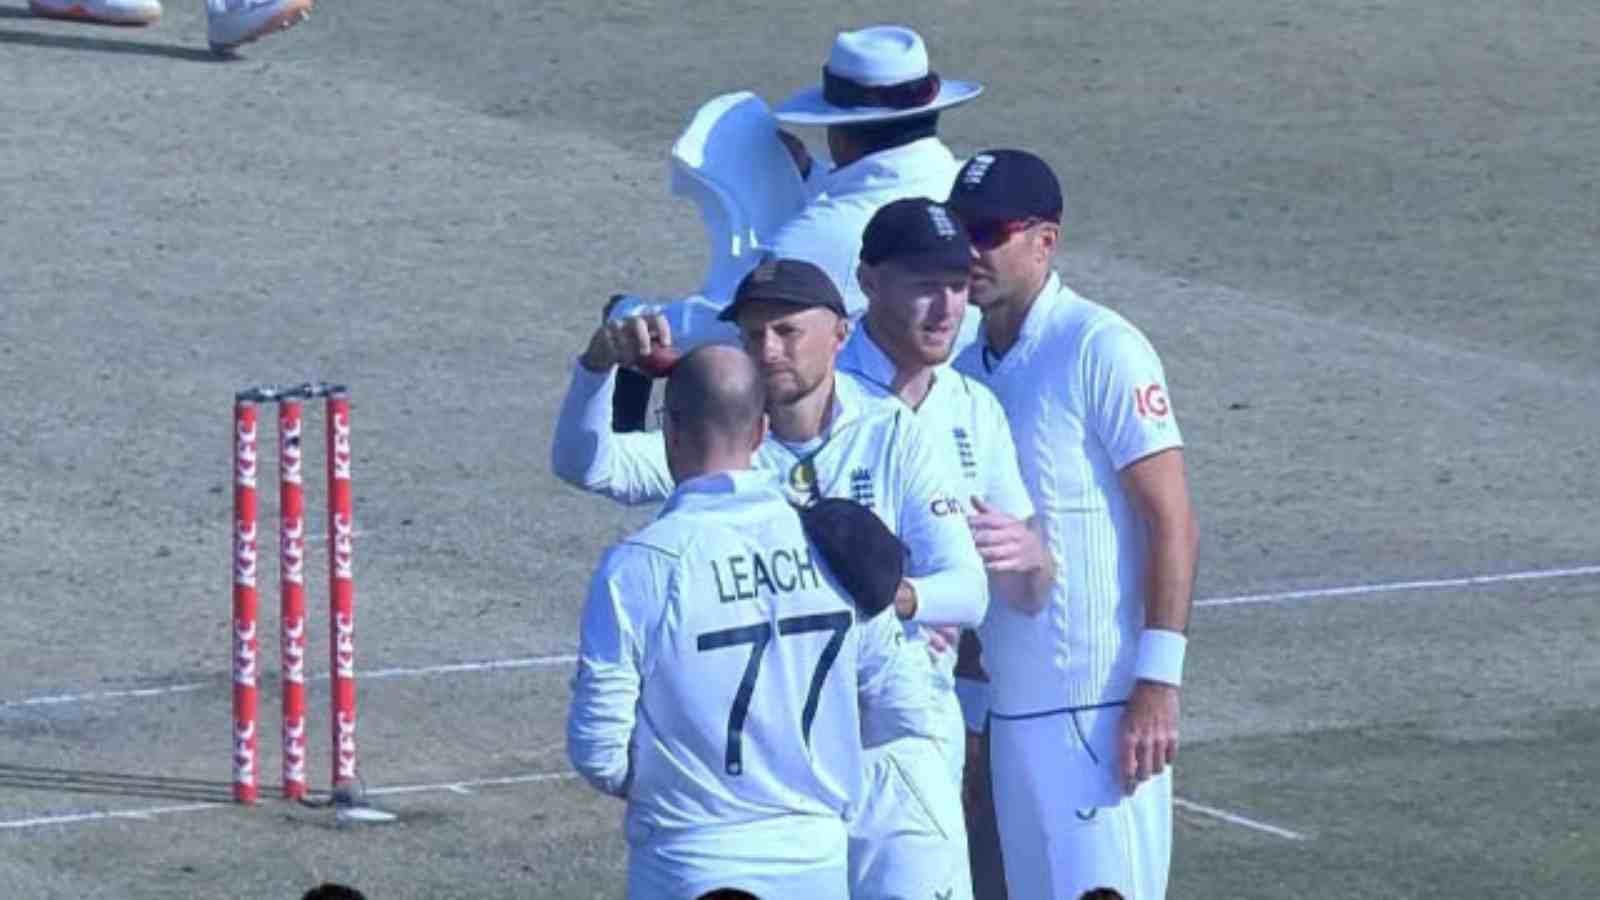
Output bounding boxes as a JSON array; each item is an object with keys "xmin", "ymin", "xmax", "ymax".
[{"xmin": 633, "ymin": 346, "xmax": 682, "ymax": 377}]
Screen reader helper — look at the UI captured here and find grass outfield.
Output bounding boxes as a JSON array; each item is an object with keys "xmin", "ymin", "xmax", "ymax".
[{"xmin": 1, "ymin": 0, "xmax": 1596, "ymax": 896}]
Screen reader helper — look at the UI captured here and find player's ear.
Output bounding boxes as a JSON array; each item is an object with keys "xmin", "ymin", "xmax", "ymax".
[
  {"xmin": 749, "ymin": 413, "xmax": 768, "ymax": 451},
  {"xmin": 856, "ymin": 262, "xmax": 877, "ymax": 301},
  {"xmin": 1035, "ymin": 222, "xmax": 1060, "ymax": 261},
  {"xmin": 832, "ymin": 313, "xmax": 849, "ymax": 347}
]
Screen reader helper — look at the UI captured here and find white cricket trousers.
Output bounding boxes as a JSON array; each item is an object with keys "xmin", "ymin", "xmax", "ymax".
[
  {"xmin": 989, "ymin": 703, "xmax": 1172, "ymax": 900},
  {"xmin": 932, "ymin": 683, "xmax": 969, "ymax": 789},
  {"xmin": 626, "ymin": 815, "xmax": 850, "ymax": 899},
  {"xmin": 848, "ymin": 735, "xmax": 973, "ymax": 900}
]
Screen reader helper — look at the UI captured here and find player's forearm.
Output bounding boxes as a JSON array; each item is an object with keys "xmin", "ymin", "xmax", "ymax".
[
  {"xmin": 567, "ymin": 730, "xmax": 632, "ymax": 798},
  {"xmin": 566, "ymin": 663, "xmax": 639, "ymax": 797},
  {"xmin": 1024, "ymin": 518, "xmax": 1056, "ymax": 607},
  {"xmin": 551, "ymin": 360, "xmax": 617, "ymax": 488},
  {"xmin": 550, "ymin": 360, "xmax": 673, "ymax": 506},
  {"xmin": 1143, "ymin": 506, "xmax": 1199, "ymax": 634},
  {"xmin": 903, "ymin": 564, "xmax": 988, "ymax": 627}
]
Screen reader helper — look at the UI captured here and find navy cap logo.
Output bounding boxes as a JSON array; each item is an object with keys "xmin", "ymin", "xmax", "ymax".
[
  {"xmin": 962, "ymin": 153, "xmax": 995, "ymax": 186},
  {"xmin": 928, "ymin": 206, "xmax": 957, "ymax": 238},
  {"xmin": 750, "ymin": 255, "xmax": 780, "ymax": 282}
]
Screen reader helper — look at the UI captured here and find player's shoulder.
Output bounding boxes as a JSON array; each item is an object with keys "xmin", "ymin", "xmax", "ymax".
[
  {"xmin": 614, "ymin": 511, "xmax": 703, "ymax": 564},
  {"xmin": 839, "ymin": 378, "xmax": 936, "ymax": 473},
  {"xmin": 942, "ymin": 365, "xmax": 1003, "ymax": 408},
  {"xmin": 922, "ymin": 365, "xmax": 1002, "ymax": 430},
  {"xmin": 601, "ymin": 530, "xmax": 683, "ymax": 575},
  {"xmin": 777, "ymin": 186, "xmax": 872, "ymax": 239},
  {"xmin": 967, "ymin": 376, "xmax": 1018, "ymax": 442},
  {"xmin": 950, "ymin": 339, "xmax": 987, "ymax": 381},
  {"xmin": 1043, "ymin": 285, "xmax": 1158, "ymax": 360},
  {"xmin": 837, "ymin": 370, "xmax": 911, "ymax": 426}
]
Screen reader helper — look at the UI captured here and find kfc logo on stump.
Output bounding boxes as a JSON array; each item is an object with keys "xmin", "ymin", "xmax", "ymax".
[
  {"xmin": 233, "ymin": 720, "xmax": 256, "ymax": 784},
  {"xmin": 234, "ymin": 521, "xmax": 259, "ymax": 589},
  {"xmin": 332, "ymin": 513, "xmax": 355, "ymax": 581},
  {"xmin": 282, "ymin": 616, "xmax": 307, "ymax": 685},
  {"xmin": 281, "ymin": 516, "xmax": 306, "ymax": 586},
  {"xmin": 334, "ymin": 612, "xmax": 356, "ymax": 679},
  {"xmin": 336, "ymin": 711, "xmax": 359, "ymax": 781},
  {"xmin": 330, "ymin": 411, "xmax": 352, "ymax": 481},
  {"xmin": 233, "ymin": 620, "xmax": 258, "ymax": 688},
  {"xmin": 280, "ymin": 415, "xmax": 303, "ymax": 485},
  {"xmin": 235, "ymin": 419, "xmax": 258, "ymax": 489},
  {"xmin": 283, "ymin": 716, "xmax": 308, "ymax": 785}
]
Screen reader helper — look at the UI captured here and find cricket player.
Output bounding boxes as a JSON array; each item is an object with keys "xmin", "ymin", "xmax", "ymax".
[
  {"xmin": 848, "ymin": 198, "xmax": 1048, "ymax": 899},
  {"xmin": 28, "ymin": 0, "xmax": 312, "ymax": 53},
  {"xmin": 949, "ymin": 150, "xmax": 1201, "ymax": 899},
  {"xmin": 568, "ymin": 346, "xmax": 933, "ymax": 898},
  {"xmin": 614, "ymin": 24, "xmax": 981, "ymax": 333},
  {"xmin": 605, "ymin": 24, "xmax": 986, "ymax": 430},
  {"xmin": 552, "ymin": 257, "xmax": 985, "ymax": 899},
  {"xmin": 841, "ymin": 197, "xmax": 1052, "ymax": 792}
]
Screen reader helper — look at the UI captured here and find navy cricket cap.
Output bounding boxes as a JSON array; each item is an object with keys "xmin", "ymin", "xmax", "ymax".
[
  {"xmin": 948, "ymin": 149, "xmax": 1064, "ymax": 224},
  {"xmin": 718, "ymin": 255, "xmax": 848, "ymax": 322},
  {"xmin": 859, "ymin": 197, "xmax": 973, "ymax": 272},
  {"xmin": 798, "ymin": 497, "xmax": 906, "ymax": 618}
]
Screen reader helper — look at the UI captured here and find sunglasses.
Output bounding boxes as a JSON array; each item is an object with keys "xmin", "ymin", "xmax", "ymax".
[{"xmin": 965, "ymin": 217, "xmax": 1048, "ymax": 250}]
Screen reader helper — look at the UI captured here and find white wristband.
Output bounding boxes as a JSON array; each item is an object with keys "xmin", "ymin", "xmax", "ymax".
[{"xmin": 1134, "ymin": 629, "xmax": 1187, "ymax": 687}]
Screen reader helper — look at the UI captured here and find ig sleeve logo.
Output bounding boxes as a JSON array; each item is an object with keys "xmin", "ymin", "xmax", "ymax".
[{"xmin": 1133, "ymin": 384, "xmax": 1170, "ymax": 420}]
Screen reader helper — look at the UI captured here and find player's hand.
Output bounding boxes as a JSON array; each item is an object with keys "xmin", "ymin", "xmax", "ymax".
[
  {"xmin": 967, "ymin": 497, "xmax": 1050, "ymax": 612},
  {"xmin": 924, "ymin": 625, "xmax": 958, "ymax": 654},
  {"xmin": 582, "ymin": 313, "xmax": 675, "ymax": 375},
  {"xmin": 1118, "ymin": 680, "xmax": 1180, "ymax": 795},
  {"xmin": 923, "ymin": 625, "xmax": 958, "ymax": 664},
  {"xmin": 893, "ymin": 579, "xmax": 919, "ymax": 620}
]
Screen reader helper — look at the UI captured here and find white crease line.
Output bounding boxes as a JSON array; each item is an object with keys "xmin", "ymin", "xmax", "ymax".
[
  {"xmin": 363, "ymin": 656, "xmax": 576, "ymax": 681},
  {"xmin": 0, "ymin": 802, "xmax": 223, "ymax": 831},
  {"xmin": 1, "ymin": 775, "xmax": 1304, "ymax": 842},
  {"xmin": 366, "ymin": 772, "xmax": 577, "ymax": 798},
  {"xmin": 1, "ymin": 683, "xmax": 209, "ymax": 709},
  {"xmin": 0, "ymin": 773, "xmax": 578, "ymax": 833},
  {"xmin": 7, "ymin": 563, "xmax": 1597, "ymax": 711},
  {"xmin": 0, "ymin": 657, "xmax": 577, "ymax": 710},
  {"xmin": 1197, "ymin": 564, "xmax": 1600, "ymax": 609},
  {"xmin": 1174, "ymin": 797, "xmax": 1309, "ymax": 841}
]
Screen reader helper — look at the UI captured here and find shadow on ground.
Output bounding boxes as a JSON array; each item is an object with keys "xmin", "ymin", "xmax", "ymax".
[{"xmin": 0, "ymin": 764, "xmax": 236, "ymax": 803}]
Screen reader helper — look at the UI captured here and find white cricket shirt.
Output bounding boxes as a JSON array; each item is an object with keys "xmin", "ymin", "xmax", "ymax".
[
  {"xmin": 551, "ymin": 363, "xmax": 988, "ymax": 628},
  {"xmin": 837, "ymin": 325, "xmax": 1034, "ymax": 687},
  {"xmin": 770, "ymin": 137, "xmax": 961, "ymax": 317},
  {"xmin": 567, "ymin": 469, "xmax": 930, "ymax": 870},
  {"xmin": 953, "ymin": 273, "xmax": 1184, "ymax": 712}
]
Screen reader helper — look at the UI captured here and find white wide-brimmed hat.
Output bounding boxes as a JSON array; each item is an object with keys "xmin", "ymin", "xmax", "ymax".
[{"xmin": 775, "ymin": 25, "xmax": 984, "ymax": 126}]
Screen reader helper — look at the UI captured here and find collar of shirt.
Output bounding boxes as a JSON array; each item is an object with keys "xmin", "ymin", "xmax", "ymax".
[
  {"xmin": 821, "ymin": 137, "xmax": 958, "ymax": 197},
  {"xmin": 981, "ymin": 270, "xmax": 1064, "ymax": 373},
  {"xmin": 837, "ymin": 323, "xmax": 949, "ymax": 411},
  {"xmin": 837, "ymin": 323, "xmax": 899, "ymax": 390},
  {"xmin": 658, "ymin": 468, "xmax": 786, "ymax": 517},
  {"xmin": 768, "ymin": 372, "xmax": 876, "ymax": 457}
]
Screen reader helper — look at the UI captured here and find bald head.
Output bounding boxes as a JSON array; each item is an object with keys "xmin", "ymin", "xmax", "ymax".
[{"xmin": 661, "ymin": 346, "xmax": 766, "ymax": 480}]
